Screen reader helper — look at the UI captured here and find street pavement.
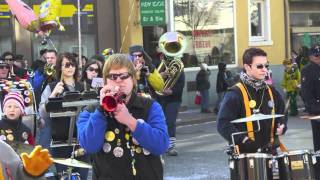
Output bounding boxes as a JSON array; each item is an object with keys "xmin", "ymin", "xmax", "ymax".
[{"xmin": 163, "ymin": 108, "xmax": 314, "ymax": 180}]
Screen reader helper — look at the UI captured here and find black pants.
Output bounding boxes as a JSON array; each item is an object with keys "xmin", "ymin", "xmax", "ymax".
[{"xmin": 311, "ymin": 121, "xmax": 320, "ymax": 180}]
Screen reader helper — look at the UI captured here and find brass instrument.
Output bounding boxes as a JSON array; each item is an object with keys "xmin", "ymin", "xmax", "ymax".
[
  {"xmin": 101, "ymin": 92, "xmax": 126, "ymax": 112},
  {"xmin": 156, "ymin": 32, "xmax": 186, "ymax": 95},
  {"xmin": 44, "ymin": 63, "xmax": 56, "ymax": 77}
]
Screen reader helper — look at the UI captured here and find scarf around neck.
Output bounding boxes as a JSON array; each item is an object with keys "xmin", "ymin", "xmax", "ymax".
[{"xmin": 240, "ymin": 71, "xmax": 267, "ymax": 90}]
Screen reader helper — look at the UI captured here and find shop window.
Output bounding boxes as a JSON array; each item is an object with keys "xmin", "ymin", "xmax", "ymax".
[
  {"xmin": 0, "ymin": 0, "xmax": 13, "ymax": 53},
  {"xmin": 173, "ymin": 0, "xmax": 236, "ymax": 68},
  {"xmin": 249, "ymin": 0, "xmax": 272, "ymax": 45},
  {"xmin": 31, "ymin": 0, "xmax": 97, "ymax": 59}
]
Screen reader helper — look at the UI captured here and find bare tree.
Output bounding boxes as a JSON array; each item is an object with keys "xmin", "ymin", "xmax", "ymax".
[{"xmin": 174, "ymin": 0, "xmax": 233, "ymax": 54}]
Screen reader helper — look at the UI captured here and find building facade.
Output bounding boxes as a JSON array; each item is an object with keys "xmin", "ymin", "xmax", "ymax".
[{"xmin": 0, "ymin": 0, "xmax": 288, "ymax": 109}]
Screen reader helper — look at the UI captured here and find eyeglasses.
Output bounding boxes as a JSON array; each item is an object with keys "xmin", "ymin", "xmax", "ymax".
[
  {"xmin": 0, "ymin": 65, "xmax": 9, "ymax": 69},
  {"xmin": 106, "ymin": 72, "xmax": 131, "ymax": 81},
  {"xmin": 62, "ymin": 62, "xmax": 75, "ymax": 68},
  {"xmin": 251, "ymin": 63, "xmax": 269, "ymax": 69},
  {"xmin": 132, "ymin": 54, "xmax": 143, "ymax": 58},
  {"xmin": 87, "ymin": 66, "xmax": 99, "ymax": 73},
  {"xmin": 4, "ymin": 58, "xmax": 13, "ymax": 61}
]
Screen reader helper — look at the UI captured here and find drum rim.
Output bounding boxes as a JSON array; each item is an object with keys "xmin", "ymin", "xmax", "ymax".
[
  {"xmin": 232, "ymin": 153, "xmax": 272, "ymax": 159},
  {"xmin": 277, "ymin": 149, "xmax": 312, "ymax": 157}
]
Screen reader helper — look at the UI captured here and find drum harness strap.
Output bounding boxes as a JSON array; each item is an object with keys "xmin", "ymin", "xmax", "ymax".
[{"xmin": 236, "ymin": 83, "xmax": 288, "ymax": 152}]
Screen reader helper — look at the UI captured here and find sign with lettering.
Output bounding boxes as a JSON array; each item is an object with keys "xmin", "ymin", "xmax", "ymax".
[
  {"xmin": 140, "ymin": 0, "xmax": 165, "ymax": 26},
  {"xmin": 0, "ymin": 4, "xmax": 10, "ymax": 19}
]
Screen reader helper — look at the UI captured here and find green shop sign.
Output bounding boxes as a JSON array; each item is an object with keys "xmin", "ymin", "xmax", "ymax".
[{"xmin": 140, "ymin": 0, "xmax": 166, "ymax": 26}]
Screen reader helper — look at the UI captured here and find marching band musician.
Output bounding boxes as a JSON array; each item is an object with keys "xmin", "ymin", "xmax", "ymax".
[
  {"xmin": 217, "ymin": 48, "xmax": 287, "ymax": 154},
  {"xmin": 129, "ymin": 45, "xmax": 164, "ymax": 97},
  {"xmin": 80, "ymin": 60, "xmax": 102, "ymax": 91},
  {"xmin": 301, "ymin": 46, "xmax": 320, "ymax": 179},
  {"xmin": 38, "ymin": 52, "xmax": 88, "ymax": 179},
  {"xmin": 77, "ymin": 54, "xmax": 169, "ymax": 180}
]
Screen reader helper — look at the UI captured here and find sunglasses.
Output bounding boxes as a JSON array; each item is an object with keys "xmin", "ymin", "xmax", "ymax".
[
  {"xmin": 87, "ymin": 66, "xmax": 99, "ymax": 73},
  {"xmin": 251, "ymin": 63, "xmax": 269, "ymax": 69},
  {"xmin": 62, "ymin": 62, "xmax": 76, "ymax": 68},
  {"xmin": 0, "ymin": 65, "xmax": 9, "ymax": 69},
  {"xmin": 132, "ymin": 54, "xmax": 143, "ymax": 58},
  {"xmin": 4, "ymin": 58, "xmax": 13, "ymax": 61},
  {"xmin": 106, "ymin": 72, "xmax": 131, "ymax": 81}
]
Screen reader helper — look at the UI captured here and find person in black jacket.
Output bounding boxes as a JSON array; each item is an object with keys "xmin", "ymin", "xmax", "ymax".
[
  {"xmin": 214, "ymin": 62, "xmax": 234, "ymax": 114},
  {"xmin": 38, "ymin": 52, "xmax": 88, "ymax": 179},
  {"xmin": 158, "ymin": 69, "xmax": 185, "ymax": 156},
  {"xmin": 301, "ymin": 45, "xmax": 320, "ymax": 179},
  {"xmin": 217, "ymin": 48, "xmax": 287, "ymax": 155},
  {"xmin": 196, "ymin": 63, "xmax": 211, "ymax": 113}
]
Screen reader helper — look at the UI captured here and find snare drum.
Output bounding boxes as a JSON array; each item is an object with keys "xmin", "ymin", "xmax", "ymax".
[
  {"xmin": 277, "ymin": 150, "xmax": 315, "ymax": 180},
  {"xmin": 229, "ymin": 153, "xmax": 273, "ymax": 180}
]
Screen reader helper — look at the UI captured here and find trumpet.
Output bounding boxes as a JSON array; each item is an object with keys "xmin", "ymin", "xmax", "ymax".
[
  {"xmin": 101, "ymin": 92, "xmax": 127, "ymax": 112},
  {"xmin": 44, "ymin": 63, "xmax": 56, "ymax": 77},
  {"xmin": 156, "ymin": 32, "xmax": 186, "ymax": 95}
]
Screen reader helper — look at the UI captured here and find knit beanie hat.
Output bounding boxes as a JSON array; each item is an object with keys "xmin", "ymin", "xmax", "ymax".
[
  {"xmin": 3, "ymin": 92, "xmax": 25, "ymax": 114},
  {"xmin": 129, "ymin": 45, "xmax": 143, "ymax": 55}
]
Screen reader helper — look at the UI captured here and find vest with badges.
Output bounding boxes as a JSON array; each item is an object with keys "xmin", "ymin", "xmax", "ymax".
[
  {"xmin": 88, "ymin": 93, "xmax": 163, "ymax": 180},
  {"xmin": 0, "ymin": 117, "xmax": 32, "ymax": 144}
]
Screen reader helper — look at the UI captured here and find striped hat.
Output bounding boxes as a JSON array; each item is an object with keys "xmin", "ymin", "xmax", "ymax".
[{"xmin": 3, "ymin": 92, "xmax": 25, "ymax": 114}]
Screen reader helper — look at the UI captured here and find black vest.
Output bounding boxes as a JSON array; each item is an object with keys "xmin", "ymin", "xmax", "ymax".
[
  {"xmin": 88, "ymin": 94, "xmax": 163, "ymax": 180},
  {"xmin": 0, "ymin": 117, "xmax": 32, "ymax": 144}
]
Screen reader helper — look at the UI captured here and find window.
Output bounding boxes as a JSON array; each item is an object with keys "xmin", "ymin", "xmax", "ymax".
[
  {"xmin": 249, "ymin": 0, "xmax": 272, "ymax": 45},
  {"xmin": 173, "ymin": 0, "xmax": 236, "ymax": 68},
  {"xmin": 0, "ymin": 0, "xmax": 13, "ymax": 53}
]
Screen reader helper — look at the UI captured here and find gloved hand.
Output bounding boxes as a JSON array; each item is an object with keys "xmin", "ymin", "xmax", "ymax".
[
  {"xmin": 20, "ymin": 145, "xmax": 53, "ymax": 177},
  {"xmin": 142, "ymin": 50, "xmax": 155, "ymax": 73}
]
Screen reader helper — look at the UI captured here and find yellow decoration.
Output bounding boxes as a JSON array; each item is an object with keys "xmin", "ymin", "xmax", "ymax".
[
  {"xmin": 7, "ymin": 134, "xmax": 14, "ymax": 141},
  {"xmin": 21, "ymin": 145, "xmax": 53, "ymax": 176},
  {"xmin": 39, "ymin": 0, "xmax": 65, "ymax": 32},
  {"xmin": 249, "ymin": 100, "xmax": 256, "ymax": 109},
  {"xmin": 125, "ymin": 133, "xmax": 130, "ymax": 141},
  {"xmin": 105, "ymin": 131, "xmax": 115, "ymax": 142},
  {"xmin": 135, "ymin": 147, "xmax": 142, "ymax": 154},
  {"xmin": 147, "ymin": 69, "xmax": 165, "ymax": 91}
]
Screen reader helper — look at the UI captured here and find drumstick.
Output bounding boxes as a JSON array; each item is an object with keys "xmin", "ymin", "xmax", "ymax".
[{"xmin": 300, "ymin": 115, "xmax": 320, "ymax": 120}]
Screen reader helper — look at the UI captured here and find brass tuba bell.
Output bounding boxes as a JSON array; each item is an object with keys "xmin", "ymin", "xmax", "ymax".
[{"xmin": 156, "ymin": 32, "xmax": 186, "ymax": 96}]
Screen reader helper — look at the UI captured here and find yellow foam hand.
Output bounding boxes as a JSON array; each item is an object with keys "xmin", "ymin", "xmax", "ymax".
[{"xmin": 20, "ymin": 145, "xmax": 53, "ymax": 177}]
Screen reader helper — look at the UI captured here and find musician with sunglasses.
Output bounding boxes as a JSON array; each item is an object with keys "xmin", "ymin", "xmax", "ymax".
[
  {"xmin": 217, "ymin": 47, "xmax": 287, "ymax": 155},
  {"xmin": 38, "ymin": 52, "xmax": 89, "ymax": 179},
  {"xmin": 129, "ymin": 45, "xmax": 164, "ymax": 97},
  {"xmin": 80, "ymin": 60, "xmax": 102, "ymax": 91},
  {"xmin": 77, "ymin": 54, "xmax": 169, "ymax": 180}
]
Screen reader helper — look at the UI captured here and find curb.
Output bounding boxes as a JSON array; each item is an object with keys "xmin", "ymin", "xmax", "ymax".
[{"xmin": 176, "ymin": 113, "xmax": 216, "ymax": 126}]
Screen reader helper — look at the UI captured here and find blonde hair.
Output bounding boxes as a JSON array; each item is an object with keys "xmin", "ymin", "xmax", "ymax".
[{"xmin": 102, "ymin": 54, "xmax": 137, "ymax": 89}]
